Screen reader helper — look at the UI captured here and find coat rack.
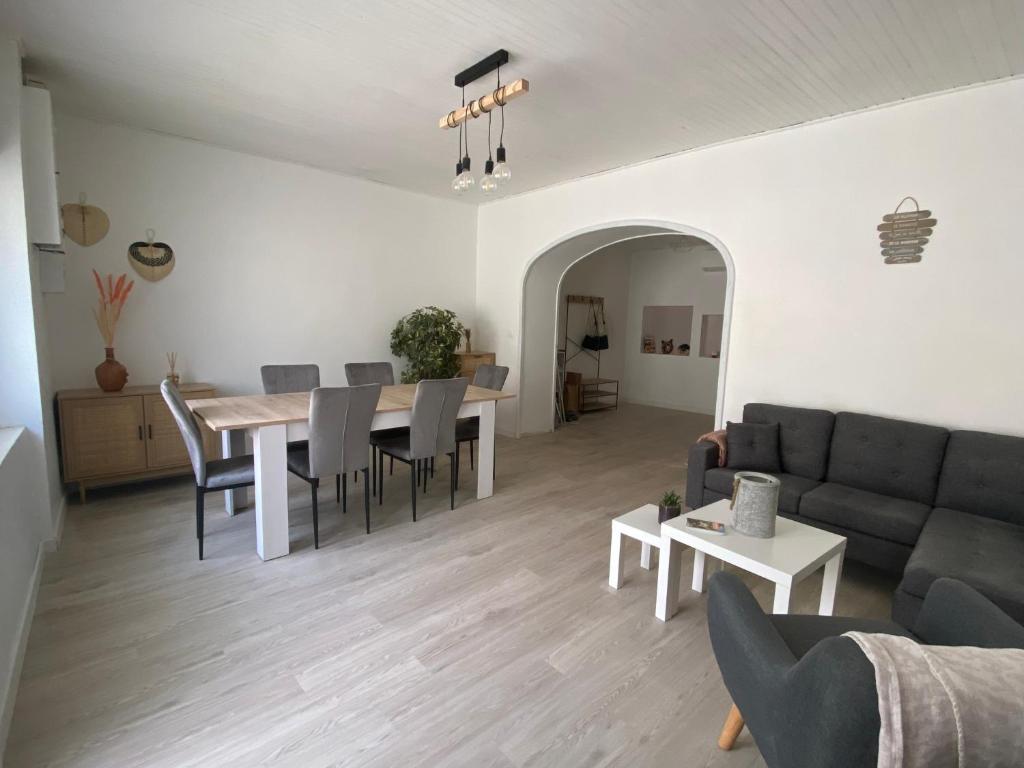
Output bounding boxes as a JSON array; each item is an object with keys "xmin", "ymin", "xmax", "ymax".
[{"xmin": 561, "ymin": 294, "xmax": 620, "ymax": 415}]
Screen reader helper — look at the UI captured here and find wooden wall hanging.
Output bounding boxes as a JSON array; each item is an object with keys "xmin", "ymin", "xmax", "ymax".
[
  {"xmin": 128, "ymin": 229, "xmax": 175, "ymax": 282},
  {"xmin": 878, "ymin": 197, "xmax": 936, "ymax": 264},
  {"xmin": 61, "ymin": 194, "xmax": 109, "ymax": 246}
]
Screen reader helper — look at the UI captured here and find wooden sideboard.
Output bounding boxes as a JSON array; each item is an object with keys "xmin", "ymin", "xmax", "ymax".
[
  {"xmin": 455, "ymin": 351, "xmax": 496, "ymax": 380},
  {"xmin": 56, "ymin": 383, "xmax": 220, "ymax": 502}
]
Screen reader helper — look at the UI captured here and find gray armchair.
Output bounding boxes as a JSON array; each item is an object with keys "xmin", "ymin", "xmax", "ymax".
[
  {"xmin": 707, "ymin": 571, "xmax": 1024, "ymax": 768},
  {"xmin": 161, "ymin": 379, "xmax": 255, "ymax": 560}
]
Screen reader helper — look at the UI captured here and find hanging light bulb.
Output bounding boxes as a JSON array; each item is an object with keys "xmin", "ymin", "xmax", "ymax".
[
  {"xmin": 481, "ymin": 159, "xmax": 498, "ymax": 193},
  {"xmin": 493, "ymin": 145, "xmax": 511, "ymax": 184},
  {"xmin": 451, "ymin": 161, "xmax": 464, "ymax": 193},
  {"xmin": 459, "ymin": 155, "xmax": 474, "ymax": 190}
]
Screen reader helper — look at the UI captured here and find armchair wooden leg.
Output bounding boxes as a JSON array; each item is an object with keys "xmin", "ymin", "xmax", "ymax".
[{"xmin": 717, "ymin": 704, "xmax": 744, "ymax": 751}]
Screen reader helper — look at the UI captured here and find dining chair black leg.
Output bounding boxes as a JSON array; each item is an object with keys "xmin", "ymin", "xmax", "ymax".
[
  {"xmin": 410, "ymin": 459, "xmax": 417, "ymax": 522},
  {"xmin": 363, "ymin": 468, "xmax": 371, "ymax": 534},
  {"xmin": 423, "ymin": 459, "xmax": 428, "ymax": 493},
  {"xmin": 430, "ymin": 457, "xmax": 434, "ymax": 478},
  {"xmin": 470, "ymin": 440, "xmax": 475, "ymax": 470},
  {"xmin": 378, "ymin": 449, "xmax": 384, "ymax": 505},
  {"xmin": 353, "ymin": 470, "xmax": 358, "ymax": 484},
  {"xmin": 311, "ymin": 479, "xmax": 320, "ymax": 549},
  {"xmin": 390, "ymin": 456, "xmax": 394, "ymax": 475},
  {"xmin": 196, "ymin": 486, "xmax": 205, "ymax": 560},
  {"xmin": 336, "ymin": 474, "xmax": 341, "ymax": 503},
  {"xmin": 455, "ymin": 442, "xmax": 461, "ymax": 489},
  {"xmin": 449, "ymin": 452, "xmax": 456, "ymax": 510},
  {"xmin": 342, "ymin": 472, "xmax": 347, "ymax": 515}
]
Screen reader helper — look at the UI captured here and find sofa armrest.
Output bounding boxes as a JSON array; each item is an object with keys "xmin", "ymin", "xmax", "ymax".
[
  {"xmin": 686, "ymin": 441, "xmax": 719, "ymax": 509},
  {"xmin": 915, "ymin": 577, "xmax": 1024, "ymax": 649}
]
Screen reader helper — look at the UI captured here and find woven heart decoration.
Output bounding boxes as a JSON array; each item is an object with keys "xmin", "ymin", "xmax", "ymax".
[{"xmin": 128, "ymin": 229, "xmax": 175, "ymax": 282}]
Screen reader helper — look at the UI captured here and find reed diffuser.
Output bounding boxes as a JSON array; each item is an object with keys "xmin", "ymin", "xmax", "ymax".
[
  {"xmin": 166, "ymin": 352, "xmax": 180, "ymax": 385},
  {"xmin": 91, "ymin": 269, "xmax": 135, "ymax": 392}
]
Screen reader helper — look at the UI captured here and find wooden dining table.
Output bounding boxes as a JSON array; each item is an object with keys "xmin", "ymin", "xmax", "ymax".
[{"xmin": 188, "ymin": 384, "xmax": 515, "ymax": 561}]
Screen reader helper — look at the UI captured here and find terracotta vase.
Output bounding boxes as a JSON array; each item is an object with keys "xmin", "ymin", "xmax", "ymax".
[{"xmin": 95, "ymin": 347, "xmax": 128, "ymax": 392}]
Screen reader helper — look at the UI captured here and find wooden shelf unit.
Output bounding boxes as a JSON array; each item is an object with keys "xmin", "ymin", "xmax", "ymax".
[
  {"xmin": 580, "ymin": 378, "xmax": 619, "ymax": 412},
  {"xmin": 57, "ymin": 383, "xmax": 219, "ymax": 502}
]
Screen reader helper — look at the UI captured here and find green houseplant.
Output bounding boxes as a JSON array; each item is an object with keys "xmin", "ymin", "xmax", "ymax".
[
  {"xmin": 390, "ymin": 306, "xmax": 466, "ymax": 383},
  {"xmin": 659, "ymin": 489, "xmax": 682, "ymax": 523}
]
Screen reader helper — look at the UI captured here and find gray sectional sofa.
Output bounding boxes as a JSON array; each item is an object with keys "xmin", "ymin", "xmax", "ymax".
[{"xmin": 686, "ymin": 403, "xmax": 1024, "ymax": 627}]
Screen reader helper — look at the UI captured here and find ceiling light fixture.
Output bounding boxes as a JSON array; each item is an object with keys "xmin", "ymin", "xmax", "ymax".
[{"xmin": 441, "ymin": 49, "xmax": 528, "ymax": 194}]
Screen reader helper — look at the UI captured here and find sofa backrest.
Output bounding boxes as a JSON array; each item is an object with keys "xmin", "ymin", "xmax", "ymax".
[
  {"xmin": 827, "ymin": 412, "xmax": 949, "ymax": 505},
  {"xmin": 935, "ymin": 431, "xmax": 1024, "ymax": 526},
  {"xmin": 743, "ymin": 403, "xmax": 835, "ymax": 481}
]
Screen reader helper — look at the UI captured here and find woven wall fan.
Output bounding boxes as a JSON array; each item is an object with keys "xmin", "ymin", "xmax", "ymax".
[
  {"xmin": 878, "ymin": 197, "xmax": 937, "ymax": 264},
  {"xmin": 61, "ymin": 194, "xmax": 109, "ymax": 246},
  {"xmin": 128, "ymin": 229, "xmax": 175, "ymax": 282}
]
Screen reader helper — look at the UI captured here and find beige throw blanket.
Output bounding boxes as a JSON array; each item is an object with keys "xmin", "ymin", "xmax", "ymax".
[{"xmin": 845, "ymin": 632, "xmax": 1024, "ymax": 768}]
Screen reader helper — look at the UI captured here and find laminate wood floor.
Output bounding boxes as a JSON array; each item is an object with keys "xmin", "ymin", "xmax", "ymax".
[{"xmin": 6, "ymin": 404, "xmax": 896, "ymax": 767}]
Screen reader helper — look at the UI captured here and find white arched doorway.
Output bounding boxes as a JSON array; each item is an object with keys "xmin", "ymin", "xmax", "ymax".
[{"xmin": 516, "ymin": 220, "xmax": 735, "ymax": 437}]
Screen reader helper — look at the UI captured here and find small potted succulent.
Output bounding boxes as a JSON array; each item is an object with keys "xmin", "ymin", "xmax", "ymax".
[{"xmin": 659, "ymin": 489, "xmax": 682, "ymax": 523}]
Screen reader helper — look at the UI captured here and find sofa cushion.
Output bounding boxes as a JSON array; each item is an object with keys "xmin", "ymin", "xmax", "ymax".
[
  {"xmin": 934, "ymin": 430, "xmax": 1024, "ymax": 526},
  {"xmin": 705, "ymin": 468, "xmax": 820, "ymax": 516},
  {"xmin": 899, "ymin": 507, "xmax": 1024, "ymax": 624},
  {"xmin": 826, "ymin": 412, "xmax": 948, "ymax": 505},
  {"xmin": 743, "ymin": 403, "xmax": 835, "ymax": 481},
  {"xmin": 800, "ymin": 482, "xmax": 930, "ymax": 546},
  {"xmin": 726, "ymin": 421, "xmax": 781, "ymax": 472}
]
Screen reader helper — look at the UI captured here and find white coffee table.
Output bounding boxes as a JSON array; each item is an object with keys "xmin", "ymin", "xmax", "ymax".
[
  {"xmin": 655, "ymin": 499, "xmax": 846, "ymax": 621},
  {"xmin": 609, "ymin": 504, "xmax": 663, "ymax": 588}
]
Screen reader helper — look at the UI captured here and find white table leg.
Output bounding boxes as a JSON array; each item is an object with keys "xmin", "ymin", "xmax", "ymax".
[
  {"xmin": 476, "ymin": 400, "xmax": 495, "ymax": 499},
  {"xmin": 609, "ymin": 525, "xmax": 626, "ymax": 589},
  {"xmin": 818, "ymin": 550, "xmax": 845, "ymax": 616},
  {"xmin": 253, "ymin": 424, "xmax": 289, "ymax": 561},
  {"xmin": 691, "ymin": 549, "xmax": 706, "ymax": 592},
  {"xmin": 772, "ymin": 581, "xmax": 792, "ymax": 614},
  {"xmin": 221, "ymin": 429, "xmax": 250, "ymax": 516},
  {"xmin": 640, "ymin": 542, "xmax": 653, "ymax": 570},
  {"xmin": 655, "ymin": 536, "xmax": 682, "ymax": 621}
]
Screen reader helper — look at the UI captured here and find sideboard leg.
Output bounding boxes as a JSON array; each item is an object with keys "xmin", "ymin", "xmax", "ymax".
[{"xmin": 78, "ymin": 482, "xmax": 87, "ymax": 504}]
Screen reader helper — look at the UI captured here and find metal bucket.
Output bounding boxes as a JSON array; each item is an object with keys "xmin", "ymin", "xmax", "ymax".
[{"xmin": 730, "ymin": 471, "xmax": 780, "ymax": 538}]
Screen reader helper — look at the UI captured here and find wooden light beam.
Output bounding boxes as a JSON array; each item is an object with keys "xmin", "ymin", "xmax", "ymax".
[{"xmin": 439, "ymin": 79, "xmax": 529, "ymax": 129}]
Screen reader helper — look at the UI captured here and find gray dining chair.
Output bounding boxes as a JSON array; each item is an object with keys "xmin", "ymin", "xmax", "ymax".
[
  {"xmin": 285, "ymin": 384, "xmax": 381, "ymax": 543},
  {"xmin": 260, "ymin": 363, "xmax": 321, "ymax": 394},
  {"xmin": 344, "ymin": 361, "xmax": 400, "ymax": 493},
  {"xmin": 456, "ymin": 364, "xmax": 509, "ymax": 482},
  {"xmin": 161, "ymin": 378, "xmax": 255, "ymax": 560},
  {"xmin": 372, "ymin": 378, "xmax": 469, "ymax": 520}
]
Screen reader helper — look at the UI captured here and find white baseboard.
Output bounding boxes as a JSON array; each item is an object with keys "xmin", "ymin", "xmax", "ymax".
[
  {"xmin": 44, "ymin": 495, "xmax": 66, "ymax": 552},
  {"xmin": 0, "ymin": 541, "xmax": 46, "ymax": 764}
]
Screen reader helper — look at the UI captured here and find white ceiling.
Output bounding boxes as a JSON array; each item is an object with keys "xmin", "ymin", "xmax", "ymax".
[{"xmin": 3, "ymin": 1, "xmax": 1023, "ymax": 199}]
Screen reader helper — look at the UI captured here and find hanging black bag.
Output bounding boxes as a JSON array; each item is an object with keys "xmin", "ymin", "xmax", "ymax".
[{"xmin": 581, "ymin": 301, "xmax": 609, "ymax": 351}]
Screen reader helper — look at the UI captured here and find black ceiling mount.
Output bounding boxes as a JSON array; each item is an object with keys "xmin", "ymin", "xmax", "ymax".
[{"xmin": 454, "ymin": 49, "xmax": 509, "ymax": 88}]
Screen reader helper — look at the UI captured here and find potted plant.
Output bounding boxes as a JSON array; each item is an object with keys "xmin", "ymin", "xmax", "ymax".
[
  {"xmin": 658, "ymin": 489, "xmax": 682, "ymax": 523},
  {"xmin": 91, "ymin": 270, "xmax": 135, "ymax": 392},
  {"xmin": 390, "ymin": 306, "xmax": 466, "ymax": 383}
]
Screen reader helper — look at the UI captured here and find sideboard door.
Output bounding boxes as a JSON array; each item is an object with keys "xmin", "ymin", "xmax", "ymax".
[{"xmin": 61, "ymin": 396, "xmax": 148, "ymax": 480}]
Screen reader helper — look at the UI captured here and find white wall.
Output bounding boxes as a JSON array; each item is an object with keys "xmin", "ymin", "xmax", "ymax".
[
  {"xmin": 477, "ymin": 77, "xmax": 1024, "ymax": 437},
  {"xmin": 623, "ymin": 239, "xmax": 725, "ymax": 414},
  {"xmin": 0, "ymin": 40, "xmax": 57, "ymax": 759},
  {"xmin": 48, "ymin": 116, "xmax": 478, "ymax": 395}
]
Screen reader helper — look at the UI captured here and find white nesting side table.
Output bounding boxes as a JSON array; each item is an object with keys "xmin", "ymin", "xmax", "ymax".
[{"xmin": 609, "ymin": 504, "xmax": 665, "ymax": 588}]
